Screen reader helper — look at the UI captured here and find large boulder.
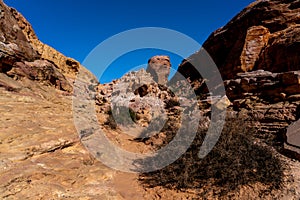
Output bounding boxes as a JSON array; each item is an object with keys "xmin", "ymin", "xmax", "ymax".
[{"xmin": 146, "ymin": 55, "xmax": 171, "ymax": 85}]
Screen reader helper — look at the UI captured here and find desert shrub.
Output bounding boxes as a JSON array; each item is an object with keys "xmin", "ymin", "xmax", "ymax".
[
  {"xmin": 138, "ymin": 115, "xmax": 284, "ymax": 198},
  {"xmin": 104, "ymin": 106, "xmax": 137, "ymax": 129}
]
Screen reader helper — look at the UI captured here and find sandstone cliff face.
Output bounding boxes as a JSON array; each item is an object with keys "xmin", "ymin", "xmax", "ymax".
[
  {"xmin": 177, "ymin": 0, "xmax": 300, "ymax": 81},
  {"xmin": 172, "ymin": 0, "xmax": 300, "ymax": 155},
  {"xmin": 0, "ymin": 1, "xmax": 37, "ymax": 61},
  {"xmin": 9, "ymin": 5, "xmax": 80, "ymax": 77},
  {"xmin": 0, "ymin": 0, "xmax": 84, "ymax": 94}
]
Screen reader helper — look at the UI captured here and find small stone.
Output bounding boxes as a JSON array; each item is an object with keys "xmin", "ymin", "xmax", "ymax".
[
  {"xmin": 280, "ymin": 93, "xmax": 287, "ymax": 99},
  {"xmin": 214, "ymin": 95, "xmax": 231, "ymax": 110}
]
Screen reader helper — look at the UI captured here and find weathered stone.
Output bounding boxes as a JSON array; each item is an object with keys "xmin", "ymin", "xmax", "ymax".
[
  {"xmin": 0, "ymin": 72, "xmax": 21, "ymax": 91},
  {"xmin": 146, "ymin": 55, "xmax": 171, "ymax": 85},
  {"xmin": 240, "ymin": 26, "xmax": 270, "ymax": 72},
  {"xmin": 284, "ymin": 85, "xmax": 300, "ymax": 95},
  {"xmin": 0, "ymin": 2, "xmax": 38, "ymax": 61},
  {"xmin": 9, "ymin": 4, "xmax": 80, "ymax": 78},
  {"xmin": 174, "ymin": 0, "xmax": 300, "ymax": 84},
  {"xmin": 257, "ymin": 25, "xmax": 300, "ymax": 73},
  {"xmin": 287, "ymin": 94, "xmax": 300, "ymax": 102},
  {"xmin": 286, "ymin": 120, "xmax": 300, "ymax": 148},
  {"xmin": 226, "ymin": 70, "xmax": 300, "ymax": 102},
  {"xmin": 214, "ymin": 95, "xmax": 231, "ymax": 110},
  {"xmin": 0, "ymin": 86, "xmax": 120, "ymax": 199},
  {"xmin": 7, "ymin": 60, "xmax": 72, "ymax": 92},
  {"xmin": 0, "ymin": 0, "xmax": 88, "ymax": 94},
  {"xmin": 101, "ymin": 69, "xmax": 179, "ymax": 130},
  {"xmin": 280, "ymin": 71, "xmax": 300, "ymax": 85},
  {"xmin": 35, "ymin": 43, "xmax": 80, "ymax": 77}
]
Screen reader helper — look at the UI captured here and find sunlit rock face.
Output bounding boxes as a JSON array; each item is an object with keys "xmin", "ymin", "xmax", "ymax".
[
  {"xmin": 240, "ymin": 26, "xmax": 270, "ymax": 72},
  {"xmin": 146, "ymin": 55, "xmax": 171, "ymax": 85},
  {"xmin": 175, "ymin": 0, "xmax": 300, "ymax": 83}
]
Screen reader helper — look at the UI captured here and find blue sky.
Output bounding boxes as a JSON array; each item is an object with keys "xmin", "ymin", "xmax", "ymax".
[{"xmin": 4, "ymin": 0, "xmax": 254, "ymax": 83}]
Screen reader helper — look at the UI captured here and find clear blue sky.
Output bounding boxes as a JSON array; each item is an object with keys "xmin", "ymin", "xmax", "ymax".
[{"xmin": 4, "ymin": 0, "xmax": 254, "ymax": 83}]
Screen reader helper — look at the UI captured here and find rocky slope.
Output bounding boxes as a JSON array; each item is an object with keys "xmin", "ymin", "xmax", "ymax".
[
  {"xmin": 0, "ymin": 1, "xmax": 121, "ymax": 199},
  {"xmin": 1, "ymin": 0, "xmax": 300, "ymax": 199}
]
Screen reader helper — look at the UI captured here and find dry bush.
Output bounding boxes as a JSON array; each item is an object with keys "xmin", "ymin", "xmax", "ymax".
[{"xmin": 138, "ymin": 115, "xmax": 285, "ymax": 198}]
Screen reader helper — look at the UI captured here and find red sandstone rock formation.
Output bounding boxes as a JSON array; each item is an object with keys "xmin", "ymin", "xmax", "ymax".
[
  {"xmin": 146, "ymin": 55, "xmax": 171, "ymax": 85},
  {"xmin": 176, "ymin": 0, "xmax": 300, "ymax": 82}
]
